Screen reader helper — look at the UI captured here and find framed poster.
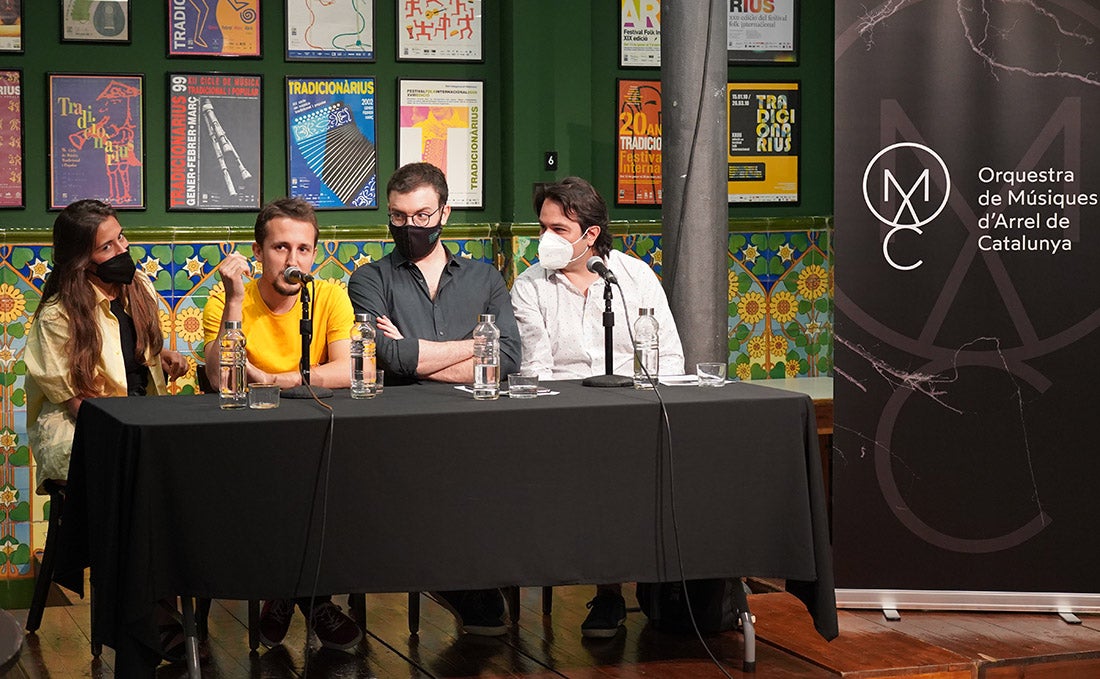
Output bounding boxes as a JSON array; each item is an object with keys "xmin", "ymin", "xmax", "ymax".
[
  {"xmin": 0, "ymin": 70, "xmax": 22, "ymax": 207},
  {"xmin": 167, "ymin": 73, "xmax": 262, "ymax": 211},
  {"xmin": 62, "ymin": 0, "xmax": 130, "ymax": 43},
  {"xmin": 48, "ymin": 74, "xmax": 144, "ymax": 210},
  {"xmin": 397, "ymin": 0, "xmax": 482, "ymax": 62},
  {"xmin": 398, "ymin": 79, "xmax": 483, "ymax": 208},
  {"xmin": 616, "ymin": 79, "xmax": 662, "ymax": 206},
  {"xmin": 0, "ymin": 0, "xmax": 22, "ymax": 53},
  {"xmin": 168, "ymin": 0, "xmax": 260, "ymax": 57},
  {"xmin": 620, "ymin": 0, "xmax": 660, "ymax": 68},
  {"xmin": 727, "ymin": 82, "xmax": 799, "ymax": 204},
  {"xmin": 286, "ymin": 77, "xmax": 377, "ymax": 209},
  {"xmin": 285, "ymin": 0, "xmax": 374, "ymax": 61},
  {"xmin": 727, "ymin": 0, "xmax": 798, "ymax": 64}
]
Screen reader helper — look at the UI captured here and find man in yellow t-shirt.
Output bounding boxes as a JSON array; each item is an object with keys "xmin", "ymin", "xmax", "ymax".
[{"xmin": 200, "ymin": 197, "xmax": 361, "ymax": 652}]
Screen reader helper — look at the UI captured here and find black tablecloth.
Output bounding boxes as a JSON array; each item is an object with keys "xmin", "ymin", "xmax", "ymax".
[{"xmin": 56, "ymin": 379, "xmax": 837, "ymax": 659}]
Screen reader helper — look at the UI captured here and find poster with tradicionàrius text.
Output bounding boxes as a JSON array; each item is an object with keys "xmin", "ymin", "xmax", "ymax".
[
  {"xmin": 397, "ymin": 0, "xmax": 481, "ymax": 61},
  {"xmin": 168, "ymin": 0, "xmax": 260, "ymax": 57},
  {"xmin": 49, "ymin": 74, "xmax": 144, "ymax": 209},
  {"xmin": 286, "ymin": 0, "xmax": 374, "ymax": 60},
  {"xmin": 620, "ymin": 0, "xmax": 660, "ymax": 67},
  {"xmin": 727, "ymin": 82, "xmax": 799, "ymax": 203},
  {"xmin": 168, "ymin": 73, "xmax": 261, "ymax": 211},
  {"xmin": 0, "ymin": 70, "xmax": 22, "ymax": 207},
  {"xmin": 616, "ymin": 79, "xmax": 662, "ymax": 205},
  {"xmin": 398, "ymin": 79, "xmax": 483, "ymax": 208},
  {"xmin": 727, "ymin": 0, "xmax": 798, "ymax": 64},
  {"xmin": 287, "ymin": 77, "xmax": 377, "ymax": 209}
]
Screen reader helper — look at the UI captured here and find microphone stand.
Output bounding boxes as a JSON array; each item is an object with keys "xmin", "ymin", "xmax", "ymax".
[
  {"xmin": 582, "ymin": 280, "xmax": 633, "ymax": 388},
  {"xmin": 299, "ymin": 282, "xmax": 312, "ymax": 385}
]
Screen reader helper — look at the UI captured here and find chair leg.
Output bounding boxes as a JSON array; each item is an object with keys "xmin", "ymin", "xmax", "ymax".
[
  {"xmin": 348, "ymin": 592, "xmax": 366, "ymax": 629},
  {"xmin": 247, "ymin": 600, "xmax": 260, "ymax": 652},
  {"xmin": 90, "ymin": 584, "xmax": 101, "ymax": 656},
  {"xmin": 408, "ymin": 592, "xmax": 420, "ymax": 635},
  {"xmin": 195, "ymin": 598, "xmax": 211, "ymax": 642},
  {"xmin": 180, "ymin": 597, "xmax": 201, "ymax": 679},
  {"xmin": 542, "ymin": 586, "xmax": 553, "ymax": 615},
  {"xmin": 26, "ymin": 489, "xmax": 65, "ymax": 633},
  {"xmin": 505, "ymin": 587, "xmax": 520, "ymax": 626}
]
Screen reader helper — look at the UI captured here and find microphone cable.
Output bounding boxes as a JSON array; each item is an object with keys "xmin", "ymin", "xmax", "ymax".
[
  {"xmin": 291, "ymin": 371, "xmax": 337, "ymax": 677},
  {"xmin": 616, "ymin": 284, "xmax": 739, "ymax": 679}
]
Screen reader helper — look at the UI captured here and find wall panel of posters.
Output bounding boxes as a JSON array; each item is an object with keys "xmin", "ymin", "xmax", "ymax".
[
  {"xmin": 397, "ymin": 0, "xmax": 481, "ymax": 62},
  {"xmin": 616, "ymin": 79, "xmax": 662, "ymax": 205},
  {"xmin": 727, "ymin": 0, "xmax": 798, "ymax": 64},
  {"xmin": 286, "ymin": 0, "xmax": 374, "ymax": 61},
  {"xmin": 286, "ymin": 77, "xmax": 377, "ymax": 209},
  {"xmin": 398, "ymin": 79, "xmax": 483, "ymax": 208},
  {"xmin": 0, "ymin": 70, "xmax": 22, "ymax": 207},
  {"xmin": 48, "ymin": 74, "xmax": 144, "ymax": 209},
  {"xmin": 62, "ymin": 0, "xmax": 130, "ymax": 43},
  {"xmin": 620, "ymin": 0, "xmax": 660, "ymax": 67},
  {"xmin": 168, "ymin": 73, "xmax": 261, "ymax": 211},
  {"xmin": 0, "ymin": 1, "xmax": 21, "ymax": 53},
  {"xmin": 727, "ymin": 81, "xmax": 799, "ymax": 204},
  {"xmin": 168, "ymin": 0, "xmax": 260, "ymax": 57}
]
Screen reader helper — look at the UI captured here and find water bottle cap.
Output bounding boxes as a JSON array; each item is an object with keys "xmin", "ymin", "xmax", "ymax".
[
  {"xmin": 224, "ymin": 320, "xmax": 242, "ymax": 329},
  {"xmin": 638, "ymin": 307, "xmax": 654, "ymax": 316},
  {"xmin": 354, "ymin": 313, "xmax": 370, "ymax": 322},
  {"xmin": 478, "ymin": 313, "xmax": 496, "ymax": 323}
]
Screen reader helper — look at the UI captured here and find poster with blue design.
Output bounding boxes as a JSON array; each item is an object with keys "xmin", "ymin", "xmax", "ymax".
[
  {"xmin": 48, "ymin": 74, "xmax": 144, "ymax": 209},
  {"xmin": 286, "ymin": 77, "xmax": 376, "ymax": 209},
  {"xmin": 285, "ymin": 0, "xmax": 374, "ymax": 61}
]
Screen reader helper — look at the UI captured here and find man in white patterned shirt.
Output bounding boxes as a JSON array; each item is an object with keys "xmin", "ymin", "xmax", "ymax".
[{"xmin": 509, "ymin": 176, "xmax": 685, "ymax": 638}]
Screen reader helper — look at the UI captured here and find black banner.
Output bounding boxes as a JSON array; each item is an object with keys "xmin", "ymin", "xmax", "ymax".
[{"xmin": 834, "ymin": 0, "xmax": 1100, "ymax": 596}]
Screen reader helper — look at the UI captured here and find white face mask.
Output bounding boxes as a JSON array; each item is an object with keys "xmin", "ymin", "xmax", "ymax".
[{"xmin": 537, "ymin": 229, "xmax": 590, "ymax": 271}]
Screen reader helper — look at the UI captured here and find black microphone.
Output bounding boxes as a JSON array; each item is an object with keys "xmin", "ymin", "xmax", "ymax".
[
  {"xmin": 585, "ymin": 256, "xmax": 618, "ymax": 285},
  {"xmin": 283, "ymin": 266, "xmax": 314, "ymax": 284}
]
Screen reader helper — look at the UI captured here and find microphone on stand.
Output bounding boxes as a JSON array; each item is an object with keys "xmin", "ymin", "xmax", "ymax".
[
  {"xmin": 586, "ymin": 256, "xmax": 618, "ymax": 285},
  {"xmin": 283, "ymin": 266, "xmax": 314, "ymax": 284}
]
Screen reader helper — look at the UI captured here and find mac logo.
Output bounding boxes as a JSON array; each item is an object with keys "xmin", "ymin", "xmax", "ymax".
[{"xmin": 862, "ymin": 142, "xmax": 951, "ymax": 271}]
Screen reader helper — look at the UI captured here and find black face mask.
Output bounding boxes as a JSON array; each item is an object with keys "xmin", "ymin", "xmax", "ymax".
[
  {"xmin": 91, "ymin": 251, "xmax": 137, "ymax": 284},
  {"xmin": 389, "ymin": 223, "xmax": 443, "ymax": 261}
]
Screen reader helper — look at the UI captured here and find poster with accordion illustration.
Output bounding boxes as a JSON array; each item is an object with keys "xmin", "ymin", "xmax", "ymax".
[
  {"xmin": 48, "ymin": 73, "xmax": 143, "ymax": 209},
  {"xmin": 286, "ymin": 77, "xmax": 377, "ymax": 209},
  {"xmin": 168, "ymin": 73, "xmax": 261, "ymax": 211}
]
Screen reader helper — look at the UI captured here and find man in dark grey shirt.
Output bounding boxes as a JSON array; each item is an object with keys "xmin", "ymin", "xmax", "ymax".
[
  {"xmin": 346, "ymin": 162, "xmax": 519, "ymax": 637},
  {"xmin": 348, "ymin": 162, "xmax": 519, "ymax": 385}
]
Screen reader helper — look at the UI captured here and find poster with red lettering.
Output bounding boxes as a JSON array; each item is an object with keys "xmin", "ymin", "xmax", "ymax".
[
  {"xmin": 48, "ymin": 73, "xmax": 144, "ymax": 209},
  {"xmin": 167, "ymin": 73, "xmax": 261, "ymax": 211},
  {"xmin": 727, "ymin": 0, "xmax": 798, "ymax": 64}
]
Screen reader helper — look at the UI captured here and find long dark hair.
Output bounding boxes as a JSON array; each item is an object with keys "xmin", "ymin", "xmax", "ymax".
[{"xmin": 36, "ymin": 199, "xmax": 163, "ymax": 397}]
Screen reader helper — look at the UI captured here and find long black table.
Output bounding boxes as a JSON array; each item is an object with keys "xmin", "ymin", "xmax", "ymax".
[{"xmin": 55, "ymin": 380, "xmax": 837, "ymax": 672}]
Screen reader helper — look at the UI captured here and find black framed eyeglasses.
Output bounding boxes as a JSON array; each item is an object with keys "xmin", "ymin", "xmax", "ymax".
[{"xmin": 388, "ymin": 205, "xmax": 443, "ymax": 227}]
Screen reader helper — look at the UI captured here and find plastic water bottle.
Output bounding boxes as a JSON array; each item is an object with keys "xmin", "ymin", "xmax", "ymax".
[
  {"xmin": 633, "ymin": 308, "xmax": 660, "ymax": 390},
  {"xmin": 472, "ymin": 313, "xmax": 500, "ymax": 400},
  {"xmin": 350, "ymin": 312, "xmax": 377, "ymax": 399},
  {"xmin": 219, "ymin": 320, "xmax": 248, "ymax": 409}
]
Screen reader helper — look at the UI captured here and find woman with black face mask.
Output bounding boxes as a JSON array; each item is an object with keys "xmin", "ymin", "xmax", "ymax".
[{"xmin": 24, "ymin": 199, "xmax": 189, "ymax": 663}]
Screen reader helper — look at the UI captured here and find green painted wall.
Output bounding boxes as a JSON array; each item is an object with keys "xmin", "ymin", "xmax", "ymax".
[{"xmin": 0, "ymin": 2, "xmax": 832, "ymax": 231}]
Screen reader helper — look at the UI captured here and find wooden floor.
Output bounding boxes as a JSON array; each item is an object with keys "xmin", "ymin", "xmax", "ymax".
[{"xmin": 7, "ymin": 581, "xmax": 1100, "ymax": 678}]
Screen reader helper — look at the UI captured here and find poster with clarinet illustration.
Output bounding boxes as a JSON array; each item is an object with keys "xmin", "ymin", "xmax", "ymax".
[
  {"xmin": 286, "ymin": 76, "xmax": 377, "ymax": 209},
  {"xmin": 167, "ymin": 73, "xmax": 261, "ymax": 210},
  {"xmin": 48, "ymin": 73, "xmax": 144, "ymax": 209}
]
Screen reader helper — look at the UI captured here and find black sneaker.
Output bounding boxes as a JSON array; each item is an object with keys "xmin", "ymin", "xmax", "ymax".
[
  {"xmin": 306, "ymin": 601, "xmax": 363, "ymax": 652},
  {"xmin": 581, "ymin": 593, "xmax": 626, "ymax": 638},
  {"xmin": 258, "ymin": 599, "xmax": 295, "ymax": 648},
  {"xmin": 430, "ymin": 589, "xmax": 508, "ymax": 636}
]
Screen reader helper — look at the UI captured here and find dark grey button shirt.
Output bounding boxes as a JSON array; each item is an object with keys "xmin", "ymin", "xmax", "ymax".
[{"xmin": 348, "ymin": 250, "xmax": 521, "ymax": 382}]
